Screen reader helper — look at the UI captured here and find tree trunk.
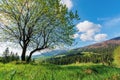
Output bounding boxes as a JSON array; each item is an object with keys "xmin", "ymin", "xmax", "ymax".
[
  {"xmin": 27, "ymin": 48, "xmax": 45, "ymax": 63},
  {"xmin": 27, "ymin": 53, "xmax": 32, "ymax": 62},
  {"xmin": 27, "ymin": 49, "xmax": 36, "ymax": 63},
  {"xmin": 21, "ymin": 47, "xmax": 27, "ymax": 61}
]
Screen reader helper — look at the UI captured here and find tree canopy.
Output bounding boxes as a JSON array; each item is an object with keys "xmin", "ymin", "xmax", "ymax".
[{"xmin": 0, "ymin": 0, "xmax": 79, "ymax": 62}]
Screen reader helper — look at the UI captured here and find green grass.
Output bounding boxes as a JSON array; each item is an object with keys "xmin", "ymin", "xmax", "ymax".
[{"xmin": 0, "ymin": 63, "xmax": 120, "ymax": 80}]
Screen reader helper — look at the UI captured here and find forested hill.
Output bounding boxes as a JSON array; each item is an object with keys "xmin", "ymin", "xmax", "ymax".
[
  {"xmin": 55, "ymin": 36, "xmax": 120, "ymax": 56},
  {"xmin": 45, "ymin": 36, "xmax": 120, "ymax": 65}
]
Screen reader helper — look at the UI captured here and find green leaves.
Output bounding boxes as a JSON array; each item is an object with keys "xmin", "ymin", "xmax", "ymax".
[{"xmin": 0, "ymin": 0, "xmax": 79, "ymax": 61}]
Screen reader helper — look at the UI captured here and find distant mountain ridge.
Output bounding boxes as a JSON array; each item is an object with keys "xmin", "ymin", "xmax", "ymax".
[
  {"xmin": 56, "ymin": 36, "xmax": 120, "ymax": 56},
  {"xmin": 110, "ymin": 37, "xmax": 120, "ymax": 40},
  {"xmin": 83, "ymin": 36, "xmax": 120, "ymax": 49},
  {"xmin": 32, "ymin": 49, "xmax": 66, "ymax": 59},
  {"xmin": 33, "ymin": 36, "xmax": 120, "ymax": 58}
]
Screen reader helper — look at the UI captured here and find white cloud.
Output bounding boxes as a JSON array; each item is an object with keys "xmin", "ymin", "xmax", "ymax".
[
  {"xmin": 80, "ymin": 33, "xmax": 93, "ymax": 41},
  {"xmin": 76, "ymin": 21, "xmax": 107, "ymax": 42},
  {"xmin": 73, "ymin": 33, "xmax": 79, "ymax": 38},
  {"xmin": 61, "ymin": 0, "xmax": 73, "ymax": 10},
  {"xmin": 97, "ymin": 16, "xmax": 120, "ymax": 29},
  {"xmin": 102, "ymin": 17, "xmax": 120, "ymax": 27},
  {"xmin": 94, "ymin": 34, "xmax": 107, "ymax": 42},
  {"xmin": 76, "ymin": 21, "xmax": 101, "ymax": 33}
]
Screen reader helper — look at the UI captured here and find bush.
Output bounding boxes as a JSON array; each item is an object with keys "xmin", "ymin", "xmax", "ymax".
[{"xmin": 113, "ymin": 46, "xmax": 120, "ymax": 67}]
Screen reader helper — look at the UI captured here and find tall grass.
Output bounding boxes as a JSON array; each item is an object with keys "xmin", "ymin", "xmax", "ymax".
[{"xmin": 0, "ymin": 63, "xmax": 120, "ymax": 80}]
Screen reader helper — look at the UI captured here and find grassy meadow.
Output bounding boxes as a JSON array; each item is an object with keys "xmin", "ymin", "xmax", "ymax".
[{"xmin": 0, "ymin": 62, "xmax": 120, "ymax": 80}]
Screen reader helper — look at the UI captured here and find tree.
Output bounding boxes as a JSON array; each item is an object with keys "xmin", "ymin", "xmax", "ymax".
[
  {"xmin": 2, "ymin": 48, "xmax": 20, "ymax": 63},
  {"xmin": 2, "ymin": 47, "xmax": 10, "ymax": 63},
  {"xmin": 113, "ymin": 46, "xmax": 120, "ymax": 67},
  {"xmin": 15, "ymin": 53, "xmax": 19, "ymax": 61},
  {"xmin": 0, "ymin": 0, "xmax": 79, "ymax": 62}
]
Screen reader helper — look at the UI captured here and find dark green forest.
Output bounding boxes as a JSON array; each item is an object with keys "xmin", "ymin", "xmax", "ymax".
[{"xmin": 45, "ymin": 45, "xmax": 118, "ymax": 65}]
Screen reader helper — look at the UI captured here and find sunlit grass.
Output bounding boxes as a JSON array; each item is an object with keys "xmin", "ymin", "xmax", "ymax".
[
  {"xmin": 0, "ymin": 62, "xmax": 120, "ymax": 80},
  {"xmin": 61, "ymin": 62, "xmax": 101, "ymax": 67}
]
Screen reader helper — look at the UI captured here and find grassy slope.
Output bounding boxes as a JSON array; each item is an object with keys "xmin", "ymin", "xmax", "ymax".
[{"xmin": 0, "ymin": 63, "xmax": 120, "ymax": 80}]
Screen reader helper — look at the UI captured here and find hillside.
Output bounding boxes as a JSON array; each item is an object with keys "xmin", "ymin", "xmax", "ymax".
[
  {"xmin": 33, "ymin": 37, "xmax": 120, "ymax": 59},
  {"xmin": 83, "ymin": 37, "xmax": 120, "ymax": 49},
  {"xmin": 46, "ymin": 37, "xmax": 120, "ymax": 65},
  {"xmin": 55, "ymin": 37, "xmax": 120, "ymax": 56}
]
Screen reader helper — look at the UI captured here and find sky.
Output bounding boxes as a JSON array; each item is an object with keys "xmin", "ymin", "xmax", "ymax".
[
  {"xmin": 0, "ymin": 0, "xmax": 120, "ymax": 55},
  {"xmin": 62, "ymin": 0, "xmax": 120, "ymax": 48}
]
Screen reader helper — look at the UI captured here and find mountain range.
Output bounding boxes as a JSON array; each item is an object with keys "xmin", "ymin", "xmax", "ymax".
[
  {"xmin": 33, "ymin": 36, "xmax": 120, "ymax": 58},
  {"xmin": 83, "ymin": 37, "xmax": 120, "ymax": 49},
  {"xmin": 32, "ymin": 49, "xmax": 66, "ymax": 59}
]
